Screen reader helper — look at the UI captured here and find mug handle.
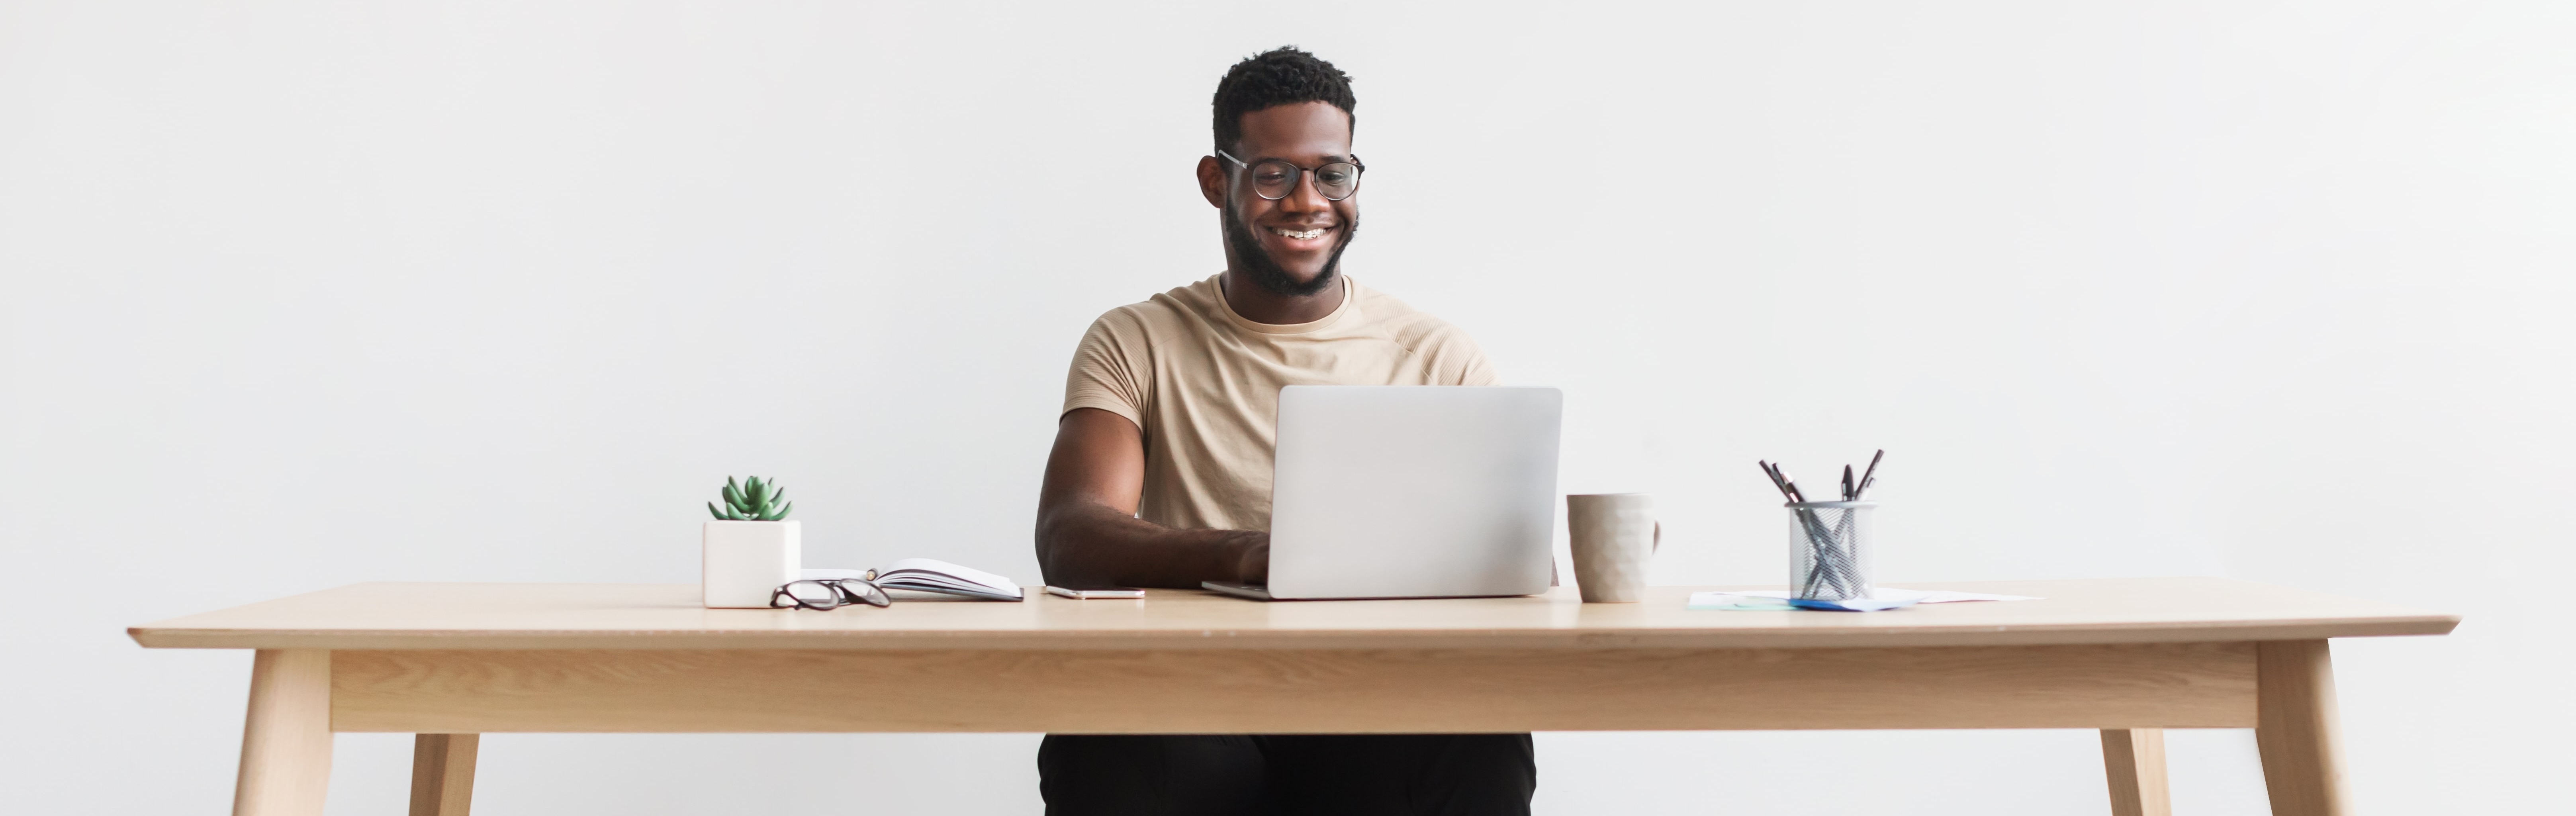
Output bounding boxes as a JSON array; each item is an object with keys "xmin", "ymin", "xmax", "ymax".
[{"xmin": 1653, "ymin": 521, "xmax": 1662, "ymax": 553}]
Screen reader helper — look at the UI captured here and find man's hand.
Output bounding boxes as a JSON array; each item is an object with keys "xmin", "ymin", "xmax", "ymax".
[
  {"xmin": 1231, "ymin": 537, "xmax": 1270, "ymax": 586},
  {"xmin": 1035, "ymin": 408, "xmax": 1268, "ymax": 588}
]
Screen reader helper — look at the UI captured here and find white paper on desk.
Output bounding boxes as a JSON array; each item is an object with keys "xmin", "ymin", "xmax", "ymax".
[
  {"xmin": 1685, "ymin": 593, "xmax": 1797, "ymax": 610},
  {"xmin": 1753, "ymin": 588, "xmax": 2044, "ymax": 604},
  {"xmin": 1687, "ymin": 587, "xmax": 2043, "ymax": 611}
]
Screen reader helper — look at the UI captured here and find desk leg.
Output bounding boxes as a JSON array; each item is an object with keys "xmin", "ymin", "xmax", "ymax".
[
  {"xmin": 2256, "ymin": 639, "xmax": 2349, "ymax": 816},
  {"xmin": 232, "ymin": 649, "xmax": 333, "ymax": 816},
  {"xmin": 2099, "ymin": 728, "xmax": 2171, "ymax": 816},
  {"xmin": 409, "ymin": 734, "xmax": 479, "ymax": 816}
]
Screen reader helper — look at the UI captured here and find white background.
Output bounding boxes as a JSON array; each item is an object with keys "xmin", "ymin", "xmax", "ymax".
[{"xmin": 4, "ymin": 1, "xmax": 2569, "ymax": 813}]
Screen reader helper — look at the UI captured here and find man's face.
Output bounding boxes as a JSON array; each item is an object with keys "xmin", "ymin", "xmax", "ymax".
[{"xmin": 1201, "ymin": 102, "xmax": 1359, "ymax": 296}]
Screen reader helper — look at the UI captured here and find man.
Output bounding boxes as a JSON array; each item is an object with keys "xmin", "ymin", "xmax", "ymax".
[{"xmin": 1032, "ymin": 47, "xmax": 1536, "ymax": 815}]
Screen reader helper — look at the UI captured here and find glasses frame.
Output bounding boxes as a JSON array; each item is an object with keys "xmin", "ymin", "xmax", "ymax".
[
  {"xmin": 1216, "ymin": 149, "xmax": 1366, "ymax": 202},
  {"xmin": 769, "ymin": 578, "xmax": 892, "ymax": 610}
]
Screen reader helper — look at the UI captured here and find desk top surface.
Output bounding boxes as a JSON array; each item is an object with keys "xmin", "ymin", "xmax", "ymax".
[{"xmin": 129, "ymin": 577, "xmax": 2456, "ymax": 651}]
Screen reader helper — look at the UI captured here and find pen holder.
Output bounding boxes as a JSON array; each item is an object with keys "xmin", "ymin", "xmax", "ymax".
[{"xmin": 1787, "ymin": 501, "xmax": 1875, "ymax": 602}]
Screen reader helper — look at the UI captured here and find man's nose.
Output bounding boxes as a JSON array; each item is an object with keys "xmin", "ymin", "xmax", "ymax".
[{"xmin": 1278, "ymin": 170, "xmax": 1331, "ymax": 213}]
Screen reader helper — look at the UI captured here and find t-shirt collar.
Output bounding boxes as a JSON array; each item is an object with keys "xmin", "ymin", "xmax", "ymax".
[{"xmin": 1210, "ymin": 273, "xmax": 1357, "ymax": 335}]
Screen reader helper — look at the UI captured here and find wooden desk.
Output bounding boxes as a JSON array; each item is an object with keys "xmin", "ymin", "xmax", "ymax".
[{"xmin": 131, "ymin": 577, "xmax": 2455, "ymax": 816}]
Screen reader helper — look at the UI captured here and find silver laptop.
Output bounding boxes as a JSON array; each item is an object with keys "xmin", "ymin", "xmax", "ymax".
[{"xmin": 1204, "ymin": 385, "xmax": 1562, "ymax": 601}]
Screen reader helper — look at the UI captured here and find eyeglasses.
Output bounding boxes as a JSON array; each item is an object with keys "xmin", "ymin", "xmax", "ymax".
[
  {"xmin": 770, "ymin": 578, "xmax": 892, "ymax": 610},
  {"xmin": 1217, "ymin": 150, "xmax": 1364, "ymax": 202}
]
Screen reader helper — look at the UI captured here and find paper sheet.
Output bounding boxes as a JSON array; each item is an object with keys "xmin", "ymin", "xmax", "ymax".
[{"xmin": 1687, "ymin": 587, "xmax": 2043, "ymax": 612}]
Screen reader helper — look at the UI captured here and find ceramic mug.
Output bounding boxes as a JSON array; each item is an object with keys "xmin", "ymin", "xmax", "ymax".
[{"xmin": 1566, "ymin": 493, "xmax": 1659, "ymax": 603}]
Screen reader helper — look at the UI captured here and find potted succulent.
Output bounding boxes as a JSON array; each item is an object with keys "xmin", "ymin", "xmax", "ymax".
[{"xmin": 702, "ymin": 476, "xmax": 800, "ymax": 608}]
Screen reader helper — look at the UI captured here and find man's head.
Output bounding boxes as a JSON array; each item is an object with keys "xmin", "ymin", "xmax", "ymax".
[{"xmin": 1197, "ymin": 47, "xmax": 1360, "ymax": 298}]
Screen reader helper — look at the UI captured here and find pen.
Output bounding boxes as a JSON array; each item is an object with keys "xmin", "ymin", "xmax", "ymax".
[
  {"xmin": 1855, "ymin": 449, "xmax": 1884, "ymax": 500},
  {"xmin": 1758, "ymin": 461, "xmax": 1795, "ymax": 501}
]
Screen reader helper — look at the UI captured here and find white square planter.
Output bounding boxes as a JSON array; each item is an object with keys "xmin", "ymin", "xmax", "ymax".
[{"xmin": 703, "ymin": 520, "xmax": 801, "ymax": 608}]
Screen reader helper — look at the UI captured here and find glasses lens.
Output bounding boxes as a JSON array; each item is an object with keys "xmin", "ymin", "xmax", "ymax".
[
  {"xmin": 781, "ymin": 581, "xmax": 845, "ymax": 609},
  {"xmin": 846, "ymin": 580, "xmax": 893, "ymax": 608},
  {"xmin": 1313, "ymin": 162, "xmax": 1361, "ymax": 200},
  {"xmin": 1249, "ymin": 160, "xmax": 1299, "ymax": 200}
]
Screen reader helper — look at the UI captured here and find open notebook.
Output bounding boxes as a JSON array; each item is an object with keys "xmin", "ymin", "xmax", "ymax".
[{"xmin": 803, "ymin": 558, "xmax": 1024, "ymax": 602}]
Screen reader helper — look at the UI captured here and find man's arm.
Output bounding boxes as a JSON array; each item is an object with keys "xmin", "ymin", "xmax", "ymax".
[{"xmin": 1035, "ymin": 408, "xmax": 1268, "ymax": 588}]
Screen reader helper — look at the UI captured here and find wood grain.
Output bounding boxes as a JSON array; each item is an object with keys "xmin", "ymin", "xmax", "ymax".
[
  {"xmin": 2100, "ymin": 728, "xmax": 2172, "ymax": 816},
  {"xmin": 407, "ymin": 734, "xmax": 476, "ymax": 816},
  {"xmin": 233, "ymin": 649, "xmax": 333, "ymax": 816},
  {"xmin": 2257, "ymin": 639, "xmax": 2349, "ymax": 816},
  {"xmin": 129, "ymin": 579, "xmax": 2460, "ymax": 652},
  {"xmin": 330, "ymin": 643, "xmax": 2258, "ymax": 734}
]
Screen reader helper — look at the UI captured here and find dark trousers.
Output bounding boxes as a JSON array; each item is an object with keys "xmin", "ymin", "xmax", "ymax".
[{"xmin": 1037, "ymin": 734, "xmax": 1536, "ymax": 816}]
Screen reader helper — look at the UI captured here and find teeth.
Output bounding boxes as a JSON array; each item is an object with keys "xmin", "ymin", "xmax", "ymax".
[{"xmin": 1270, "ymin": 227, "xmax": 1327, "ymax": 240}]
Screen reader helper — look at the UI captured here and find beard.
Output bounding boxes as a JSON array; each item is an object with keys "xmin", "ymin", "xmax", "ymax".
[{"xmin": 1223, "ymin": 200, "xmax": 1358, "ymax": 297}]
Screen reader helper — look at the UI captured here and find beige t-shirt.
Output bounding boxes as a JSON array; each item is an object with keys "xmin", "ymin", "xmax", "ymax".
[{"xmin": 1062, "ymin": 274, "xmax": 1499, "ymax": 532}]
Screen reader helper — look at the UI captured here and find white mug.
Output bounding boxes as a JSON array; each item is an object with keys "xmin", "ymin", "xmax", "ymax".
[{"xmin": 1566, "ymin": 493, "xmax": 1659, "ymax": 603}]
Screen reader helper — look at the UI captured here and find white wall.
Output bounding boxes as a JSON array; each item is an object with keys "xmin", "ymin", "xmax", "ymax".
[{"xmin": 4, "ymin": 1, "xmax": 2568, "ymax": 812}]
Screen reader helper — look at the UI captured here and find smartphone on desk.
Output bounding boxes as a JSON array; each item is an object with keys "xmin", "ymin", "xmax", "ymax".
[{"xmin": 1045, "ymin": 586, "xmax": 1147, "ymax": 600}]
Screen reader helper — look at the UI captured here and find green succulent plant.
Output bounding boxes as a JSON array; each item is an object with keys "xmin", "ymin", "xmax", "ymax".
[{"xmin": 708, "ymin": 476, "xmax": 793, "ymax": 521}]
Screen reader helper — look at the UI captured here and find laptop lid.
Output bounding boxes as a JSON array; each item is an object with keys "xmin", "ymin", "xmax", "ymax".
[{"xmin": 1264, "ymin": 385, "xmax": 1562, "ymax": 600}]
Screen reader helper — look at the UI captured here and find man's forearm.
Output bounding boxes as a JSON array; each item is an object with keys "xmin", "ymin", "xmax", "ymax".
[{"xmin": 1037, "ymin": 501, "xmax": 1266, "ymax": 589}]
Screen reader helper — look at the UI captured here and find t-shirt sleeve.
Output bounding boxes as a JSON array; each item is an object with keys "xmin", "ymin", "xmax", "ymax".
[
  {"xmin": 1062, "ymin": 314, "xmax": 1148, "ymax": 430},
  {"xmin": 1456, "ymin": 344, "xmax": 1500, "ymax": 386},
  {"xmin": 1419, "ymin": 324, "xmax": 1501, "ymax": 386}
]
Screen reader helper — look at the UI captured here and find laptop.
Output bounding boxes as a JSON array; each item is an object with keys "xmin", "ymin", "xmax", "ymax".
[{"xmin": 1203, "ymin": 385, "xmax": 1562, "ymax": 601}]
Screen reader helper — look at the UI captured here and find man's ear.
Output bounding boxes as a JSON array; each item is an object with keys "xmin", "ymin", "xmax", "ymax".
[{"xmin": 1196, "ymin": 155, "xmax": 1226, "ymax": 209}]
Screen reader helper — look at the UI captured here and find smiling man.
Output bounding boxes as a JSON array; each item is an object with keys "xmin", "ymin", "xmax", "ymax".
[{"xmin": 1029, "ymin": 48, "xmax": 1534, "ymax": 816}]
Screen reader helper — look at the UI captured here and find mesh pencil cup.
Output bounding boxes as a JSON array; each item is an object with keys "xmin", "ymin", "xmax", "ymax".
[{"xmin": 1787, "ymin": 501, "xmax": 1876, "ymax": 601}]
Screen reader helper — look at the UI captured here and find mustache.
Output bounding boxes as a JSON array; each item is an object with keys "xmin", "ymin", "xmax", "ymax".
[{"xmin": 1224, "ymin": 203, "xmax": 1358, "ymax": 298}]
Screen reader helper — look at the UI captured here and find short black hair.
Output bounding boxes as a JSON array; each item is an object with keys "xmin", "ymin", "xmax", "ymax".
[{"xmin": 1212, "ymin": 46, "xmax": 1355, "ymax": 155}]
